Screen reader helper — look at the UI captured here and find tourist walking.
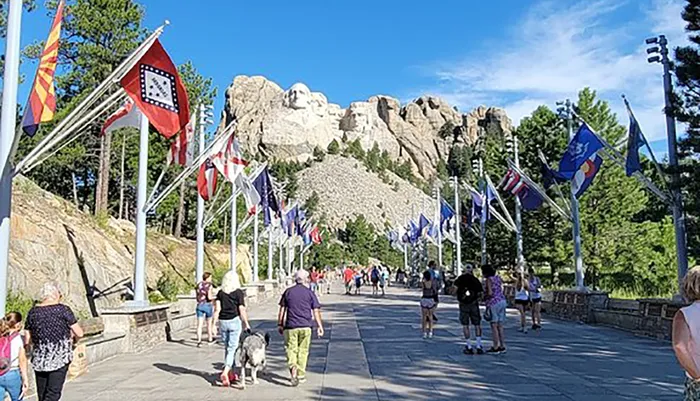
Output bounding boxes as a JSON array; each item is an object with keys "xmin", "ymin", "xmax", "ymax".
[
  {"xmin": 370, "ymin": 266, "xmax": 381, "ymax": 296},
  {"xmin": 514, "ymin": 271, "xmax": 530, "ymax": 333},
  {"xmin": 25, "ymin": 282, "xmax": 84, "ymax": 401},
  {"xmin": 343, "ymin": 266, "xmax": 354, "ymax": 295},
  {"xmin": 214, "ymin": 270, "xmax": 251, "ymax": 387},
  {"xmin": 528, "ymin": 267, "xmax": 543, "ymax": 330},
  {"xmin": 428, "ymin": 261, "xmax": 441, "ymax": 322},
  {"xmin": 482, "ymin": 265, "xmax": 507, "ymax": 354},
  {"xmin": 310, "ymin": 267, "xmax": 320, "ymax": 295},
  {"xmin": 278, "ymin": 269, "xmax": 324, "ymax": 387},
  {"xmin": 454, "ymin": 263, "xmax": 484, "ymax": 354},
  {"xmin": 379, "ymin": 267, "xmax": 388, "ymax": 296},
  {"xmin": 195, "ymin": 272, "xmax": 217, "ymax": 347},
  {"xmin": 0, "ymin": 312, "xmax": 29, "ymax": 401},
  {"xmin": 420, "ymin": 270, "xmax": 438, "ymax": 339},
  {"xmin": 354, "ymin": 268, "xmax": 363, "ymax": 295},
  {"xmin": 673, "ymin": 266, "xmax": 700, "ymax": 400}
]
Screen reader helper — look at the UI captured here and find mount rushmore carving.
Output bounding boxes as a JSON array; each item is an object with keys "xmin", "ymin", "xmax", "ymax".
[{"xmin": 218, "ymin": 75, "xmax": 513, "ymax": 179}]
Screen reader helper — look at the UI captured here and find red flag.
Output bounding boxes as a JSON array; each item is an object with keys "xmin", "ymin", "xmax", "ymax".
[
  {"xmin": 211, "ymin": 135, "xmax": 248, "ymax": 182},
  {"xmin": 310, "ymin": 226, "xmax": 322, "ymax": 244},
  {"xmin": 167, "ymin": 117, "xmax": 194, "ymax": 166},
  {"xmin": 197, "ymin": 158, "xmax": 218, "ymax": 201},
  {"xmin": 120, "ymin": 39, "xmax": 190, "ymax": 139}
]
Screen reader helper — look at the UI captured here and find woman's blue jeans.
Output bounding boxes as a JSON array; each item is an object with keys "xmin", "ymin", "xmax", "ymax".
[{"xmin": 219, "ymin": 317, "xmax": 242, "ymax": 368}]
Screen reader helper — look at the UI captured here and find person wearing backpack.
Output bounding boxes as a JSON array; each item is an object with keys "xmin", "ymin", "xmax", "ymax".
[
  {"xmin": 25, "ymin": 282, "xmax": 84, "ymax": 401},
  {"xmin": 195, "ymin": 272, "xmax": 217, "ymax": 347},
  {"xmin": 453, "ymin": 263, "xmax": 484, "ymax": 355},
  {"xmin": 0, "ymin": 312, "xmax": 29, "ymax": 401},
  {"xmin": 370, "ymin": 266, "xmax": 380, "ymax": 296}
]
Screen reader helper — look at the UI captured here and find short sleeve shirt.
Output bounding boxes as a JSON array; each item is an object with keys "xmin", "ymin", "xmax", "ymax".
[
  {"xmin": 455, "ymin": 273, "xmax": 483, "ymax": 305},
  {"xmin": 26, "ymin": 304, "xmax": 77, "ymax": 372},
  {"xmin": 216, "ymin": 289, "xmax": 246, "ymax": 321},
  {"xmin": 279, "ymin": 284, "xmax": 321, "ymax": 329}
]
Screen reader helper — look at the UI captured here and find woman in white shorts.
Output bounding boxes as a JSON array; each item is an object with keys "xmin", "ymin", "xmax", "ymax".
[{"xmin": 420, "ymin": 271, "xmax": 438, "ymax": 339}]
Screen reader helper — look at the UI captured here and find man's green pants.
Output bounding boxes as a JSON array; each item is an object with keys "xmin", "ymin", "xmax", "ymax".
[{"xmin": 284, "ymin": 328, "xmax": 312, "ymax": 377}]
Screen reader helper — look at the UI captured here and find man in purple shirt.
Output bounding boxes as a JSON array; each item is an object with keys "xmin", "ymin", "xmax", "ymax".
[{"xmin": 278, "ymin": 269, "xmax": 324, "ymax": 387}]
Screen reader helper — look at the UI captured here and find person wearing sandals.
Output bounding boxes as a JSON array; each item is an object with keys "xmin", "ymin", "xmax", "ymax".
[
  {"xmin": 482, "ymin": 265, "xmax": 507, "ymax": 354},
  {"xmin": 528, "ymin": 267, "xmax": 543, "ymax": 330},
  {"xmin": 214, "ymin": 271, "xmax": 251, "ymax": 388},
  {"xmin": 420, "ymin": 270, "xmax": 438, "ymax": 339},
  {"xmin": 673, "ymin": 266, "xmax": 700, "ymax": 400},
  {"xmin": 514, "ymin": 271, "xmax": 530, "ymax": 333}
]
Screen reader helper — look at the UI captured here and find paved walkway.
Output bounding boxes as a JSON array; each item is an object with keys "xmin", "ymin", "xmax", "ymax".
[{"xmin": 61, "ymin": 285, "xmax": 683, "ymax": 401}]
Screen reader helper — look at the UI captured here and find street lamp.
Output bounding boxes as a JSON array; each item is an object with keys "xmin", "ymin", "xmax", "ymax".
[{"xmin": 645, "ymin": 34, "xmax": 689, "ymax": 294}]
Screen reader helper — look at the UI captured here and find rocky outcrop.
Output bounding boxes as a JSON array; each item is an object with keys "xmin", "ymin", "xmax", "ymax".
[
  {"xmin": 296, "ymin": 155, "xmax": 436, "ymax": 229},
  {"xmin": 8, "ymin": 176, "xmax": 246, "ymax": 316},
  {"xmin": 219, "ymin": 76, "xmax": 513, "ymax": 179}
]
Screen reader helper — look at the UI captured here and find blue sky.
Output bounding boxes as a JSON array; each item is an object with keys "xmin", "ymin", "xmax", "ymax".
[{"xmin": 15, "ymin": 0, "xmax": 688, "ymax": 157}]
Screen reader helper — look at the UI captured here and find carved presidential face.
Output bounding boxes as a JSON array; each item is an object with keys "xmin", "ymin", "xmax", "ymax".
[{"xmin": 286, "ymin": 83, "xmax": 312, "ymax": 110}]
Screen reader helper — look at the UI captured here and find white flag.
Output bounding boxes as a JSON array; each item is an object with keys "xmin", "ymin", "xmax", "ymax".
[
  {"xmin": 101, "ymin": 98, "xmax": 142, "ymax": 135},
  {"xmin": 211, "ymin": 134, "xmax": 248, "ymax": 183}
]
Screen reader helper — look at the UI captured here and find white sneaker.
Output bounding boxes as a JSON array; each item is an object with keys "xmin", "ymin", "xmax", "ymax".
[
  {"xmin": 428, "ymin": 332, "xmax": 434, "ymax": 339},
  {"xmin": 422, "ymin": 332, "xmax": 428, "ymax": 339}
]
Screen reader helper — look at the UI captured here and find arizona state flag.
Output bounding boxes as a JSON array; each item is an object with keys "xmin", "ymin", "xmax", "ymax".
[
  {"xmin": 120, "ymin": 39, "xmax": 190, "ymax": 139},
  {"xmin": 21, "ymin": 1, "xmax": 64, "ymax": 136}
]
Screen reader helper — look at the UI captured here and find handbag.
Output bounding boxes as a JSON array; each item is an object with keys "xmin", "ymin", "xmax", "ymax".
[{"xmin": 483, "ymin": 305, "xmax": 493, "ymax": 322}]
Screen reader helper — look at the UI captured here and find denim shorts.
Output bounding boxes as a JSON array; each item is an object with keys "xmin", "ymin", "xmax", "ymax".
[
  {"xmin": 488, "ymin": 300, "xmax": 507, "ymax": 323},
  {"xmin": 196, "ymin": 303, "xmax": 213, "ymax": 318}
]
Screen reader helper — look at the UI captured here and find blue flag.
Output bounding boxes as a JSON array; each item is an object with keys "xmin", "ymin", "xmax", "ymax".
[
  {"xmin": 625, "ymin": 105, "xmax": 647, "ymax": 177},
  {"xmin": 295, "ymin": 209, "xmax": 306, "ymax": 236},
  {"xmin": 252, "ymin": 167, "xmax": 279, "ymax": 227},
  {"xmin": 541, "ymin": 164, "xmax": 568, "ymax": 190},
  {"xmin": 409, "ymin": 220, "xmax": 420, "ymax": 243},
  {"xmin": 558, "ymin": 123, "xmax": 605, "ymax": 180},
  {"xmin": 572, "ymin": 152, "xmax": 603, "ymax": 198},
  {"xmin": 418, "ymin": 214, "xmax": 431, "ymax": 237},
  {"xmin": 440, "ymin": 199, "xmax": 455, "ymax": 231},
  {"xmin": 284, "ymin": 206, "xmax": 297, "ymax": 237}
]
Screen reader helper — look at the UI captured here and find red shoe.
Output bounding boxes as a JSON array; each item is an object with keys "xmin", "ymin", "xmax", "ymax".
[
  {"xmin": 229, "ymin": 371, "xmax": 239, "ymax": 383},
  {"xmin": 220, "ymin": 372, "xmax": 231, "ymax": 387}
]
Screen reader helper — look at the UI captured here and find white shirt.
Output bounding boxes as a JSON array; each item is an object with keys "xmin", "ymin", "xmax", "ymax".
[
  {"xmin": 681, "ymin": 301, "xmax": 700, "ymax": 377},
  {"xmin": 9, "ymin": 333, "xmax": 23, "ymax": 369}
]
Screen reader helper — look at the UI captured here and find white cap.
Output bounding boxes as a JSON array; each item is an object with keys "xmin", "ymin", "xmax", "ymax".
[{"xmin": 294, "ymin": 269, "xmax": 309, "ymax": 283}]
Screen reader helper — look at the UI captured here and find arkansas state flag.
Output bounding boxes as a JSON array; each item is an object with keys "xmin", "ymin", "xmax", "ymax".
[
  {"xmin": 120, "ymin": 39, "xmax": 190, "ymax": 139},
  {"xmin": 197, "ymin": 158, "xmax": 218, "ymax": 201}
]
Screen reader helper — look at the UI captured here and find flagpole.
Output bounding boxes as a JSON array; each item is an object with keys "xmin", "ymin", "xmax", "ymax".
[
  {"xmin": 132, "ymin": 114, "xmax": 150, "ymax": 304},
  {"xmin": 253, "ymin": 208, "xmax": 259, "ymax": 282},
  {"xmin": 513, "ymin": 136, "xmax": 524, "ymax": 272},
  {"xmin": 564, "ymin": 99, "xmax": 585, "ymax": 290},
  {"xmin": 300, "ymin": 242, "xmax": 304, "ymax": 271},
  {"xmin": 0, "ymin": 0, "xmax": 23, "ymax": 313},
  {"xmin": 479, "ymin": 158, "xmax": 487, "ymax": 266},
  {"xmin": 230, "ymin": 189, "xmax": 237, "ymax": 271},
  {"xmin": 267, "ymin": 225, "xmax": 274, "ymax": 281},
  {"xmin": 195, "ymin": 105, "xmax": 205, "ymax": 284},
  {"xmin": 453, "ymin": 177, "xmax": 462, "ymax": 276},
  {"xmin": 436, "ymin": 184, "xmax": 443, "ymax": 269},
  {"xmin": 278, "ymin": 235, "xmax": 283, "ymax": 281}
]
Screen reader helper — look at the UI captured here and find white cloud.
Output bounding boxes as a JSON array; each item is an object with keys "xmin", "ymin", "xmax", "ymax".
[{"xmin": 417, "ymin": 0, "xmax": 688, "ymax": 139}]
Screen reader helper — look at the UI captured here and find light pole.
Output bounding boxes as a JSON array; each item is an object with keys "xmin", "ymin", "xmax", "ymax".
[
  {"xmin": 506, "ymin": 135, "xmax": 524, "ymax": 272},
  {"xmin": 557, "ymin": 99, "xmax": 585, "ymax": 290},
  {"xmin": 195, "ymin": 104, "xmax": 214, "ymax": 284},
  {"xmin": 646, "ymin": 35, "xmax": 689, "ymax": 293}
]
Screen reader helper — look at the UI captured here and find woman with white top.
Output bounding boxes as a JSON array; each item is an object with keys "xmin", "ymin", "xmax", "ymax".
[
  {"xmin": 528, "ymin": 267, "xmax": 543, "ymax": 330},
  {"xmin": 673, "ymin": 266, "xmax": 700, "ymax": 400},
  {"xmin": 514, "ymin": 272, "xmax": 530, "ymax": 333},
  {"xmin": 0, "ymin": 312, "xmax": 28, "ymax": 401}
]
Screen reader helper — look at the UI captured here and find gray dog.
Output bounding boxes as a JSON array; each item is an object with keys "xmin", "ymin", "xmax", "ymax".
[{"xmin": 234, "ymin": 331, "xmax": 270, "ymax": 388}]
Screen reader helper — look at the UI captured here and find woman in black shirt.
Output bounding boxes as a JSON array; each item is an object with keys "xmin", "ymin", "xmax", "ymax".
[{"xmin": 213, "ymin": 271, "xmax": 250, "ymax": 387}]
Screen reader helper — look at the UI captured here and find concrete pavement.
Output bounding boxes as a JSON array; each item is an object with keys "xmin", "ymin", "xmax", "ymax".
[{"xmin": 59, "ymin": 284, "xmax": 684, "ymax": 401}]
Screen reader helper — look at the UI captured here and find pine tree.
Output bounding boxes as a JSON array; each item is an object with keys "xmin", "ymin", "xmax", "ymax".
[{"xmin": 673, "ymin": 0, "xmax": 700, "ymax": 259}]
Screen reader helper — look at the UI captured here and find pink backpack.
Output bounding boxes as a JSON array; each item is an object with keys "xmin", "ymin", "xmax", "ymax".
[{"xmin": 0, "ymin": 333, "xmax": 19, "ymax": 375}]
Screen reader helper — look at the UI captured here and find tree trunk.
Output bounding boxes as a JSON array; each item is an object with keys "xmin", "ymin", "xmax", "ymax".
[
  {"xmin": 174, "ymin": 180, "xmax": 186, "ymax": 237},
  {"xmin": 118, "ymin": 133, "xmax": 126, "ymax": 220},
  {"xmin": 95, "ymin": 131, "xmax": 113, "ymax": 215},
  {"xmin": 71, "ymin": 172, "xmax": 79, "ymax": 208}
]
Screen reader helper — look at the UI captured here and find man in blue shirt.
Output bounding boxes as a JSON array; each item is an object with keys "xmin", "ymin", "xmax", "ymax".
[{"xmin": 278, "ymin": 269, "xmax": 324, "ymax": 386}]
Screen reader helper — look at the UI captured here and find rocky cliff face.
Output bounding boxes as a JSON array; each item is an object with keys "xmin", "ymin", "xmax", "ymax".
[
  {"xmin": 218, "ymin": 76, "xmax": 513, "ymax": 179},
  {"xmin": 296, "ymin": 155, "xmax": 436, "ymax": 230},
  {"xmin": 8, "ymin": 176, "xmax": 245, "ymax": 316}
]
